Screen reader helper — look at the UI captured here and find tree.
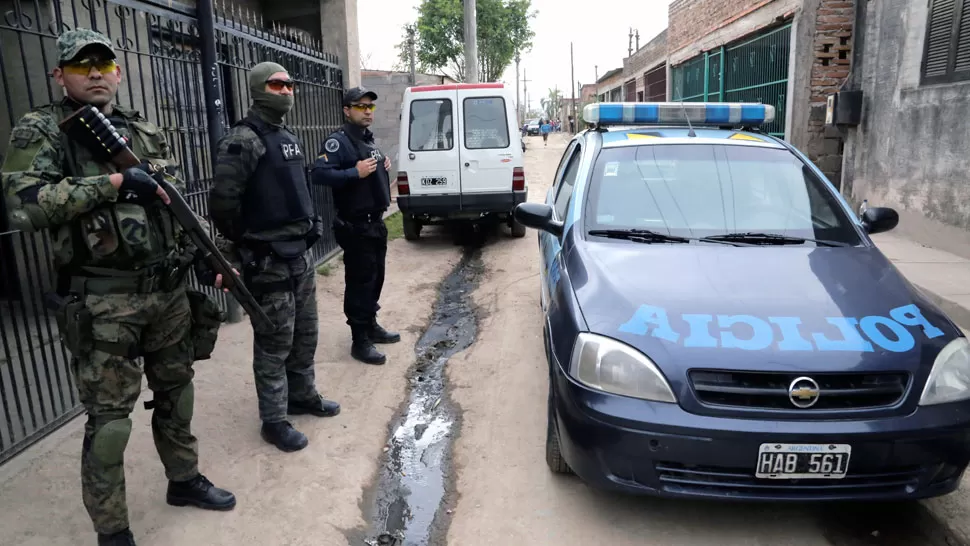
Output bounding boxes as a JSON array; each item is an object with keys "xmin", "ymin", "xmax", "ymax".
[
  {"xmin": 542, "ymin": 87, "xmax": 562, "ymax": 119},
  {"xmin": 396, "ymin": 0, "xmax": 536, "ymax": 82}
]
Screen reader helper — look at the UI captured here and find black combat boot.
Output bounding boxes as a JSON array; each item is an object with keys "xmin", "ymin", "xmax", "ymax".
[
  {"xmin": 260, "ymin": 420, "xmax": 309, "ymax": 452},
  {"xmin": 369, "ymin": 320, "xmax": 401, "ymax": 344},
  {"xmin": 351, "ymin": 326, "xmax": 387, "ymax": 365},
  {"xmin": 166, "ymin": 473, "xmax": 236, "ymax": 511},
  {"xmin": 98, "ymin": 528, "xmax": 136, "ymax": 546},
  {"xmin": 288, "ymin": 395, "xmax": 341, "ymax": 417}
]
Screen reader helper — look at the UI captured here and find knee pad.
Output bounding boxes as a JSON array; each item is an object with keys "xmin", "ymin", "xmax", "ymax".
[
  {"xmin": 89, "ymin": 418, "xmax": 133, "ymax": 466},
  {"xmin": 172, "ymin": 382, "xmax": 195, "ymax": 424}
]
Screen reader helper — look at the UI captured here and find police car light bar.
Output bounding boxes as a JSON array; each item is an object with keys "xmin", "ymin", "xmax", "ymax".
[{"xmin": 583, "ymin": 102, "xmax": 775, "ymax": 127}]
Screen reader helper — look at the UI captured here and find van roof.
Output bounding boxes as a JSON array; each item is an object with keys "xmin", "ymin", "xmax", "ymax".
[{"xmin": 409, "ymin": 83, "xmax": 505, "ymax": 93}]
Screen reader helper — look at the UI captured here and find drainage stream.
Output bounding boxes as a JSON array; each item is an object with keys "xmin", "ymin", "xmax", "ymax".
[{"xmin": 355, "ymin": 247, "xmax": 484, "ymax": 546}]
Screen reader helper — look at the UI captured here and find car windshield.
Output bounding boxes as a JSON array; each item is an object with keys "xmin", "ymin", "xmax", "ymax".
[{"xmin": 585, "ymin": 143, "xmax": 862, "ymax": 246}]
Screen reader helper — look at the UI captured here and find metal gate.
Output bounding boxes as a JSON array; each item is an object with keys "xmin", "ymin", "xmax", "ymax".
[
  {"xmin": 0, "ymin": 0, "xmax": 344, "ymax": 466},
  {"xmin": 671, "ymin": 22, "xmax": 791, "ymax": 137}
]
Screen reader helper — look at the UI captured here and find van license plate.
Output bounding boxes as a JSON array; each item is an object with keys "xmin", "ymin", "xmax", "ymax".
[
  {"xmin": 421, "ymin": 177, "xmax": 447, "ymax": 186},
  {"xmin": 755, "ymin": 443, "xmax": 851, "ymax": 479}
]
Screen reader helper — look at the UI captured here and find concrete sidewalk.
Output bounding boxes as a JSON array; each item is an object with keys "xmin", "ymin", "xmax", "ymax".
[{"xmin": 871, "ymin": 232, "xmax": 970, "ymax": 331}]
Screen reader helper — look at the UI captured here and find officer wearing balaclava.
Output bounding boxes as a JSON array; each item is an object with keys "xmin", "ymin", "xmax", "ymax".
[
  {"xmin": 209, "ymin": 61, "xmax": 340, "ymax": 454},
  {"xmin": 310, "ymin": 87, "xmax": 401, "ymax": 366}
]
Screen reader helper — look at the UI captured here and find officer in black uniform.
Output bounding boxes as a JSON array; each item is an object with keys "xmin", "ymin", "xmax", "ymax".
[{"xmin": 310, "ymin": 87, "xmax": 400, "ymax": 365}]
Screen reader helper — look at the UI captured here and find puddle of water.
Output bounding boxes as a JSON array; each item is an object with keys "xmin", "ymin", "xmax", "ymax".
[{"xmin": 360, "ymin": 249, "xmax": 484, "ymax": 546}]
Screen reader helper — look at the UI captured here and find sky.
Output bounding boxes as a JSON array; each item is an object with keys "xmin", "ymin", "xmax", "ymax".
[{"xmin": 357, "ymin": 0, "xmax": 674, "ymax": 114}]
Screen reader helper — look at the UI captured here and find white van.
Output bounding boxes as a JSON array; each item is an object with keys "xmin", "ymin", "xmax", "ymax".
[{"xmin": 395, "ymin": 82, "xmax": 527, "ymax": 241}]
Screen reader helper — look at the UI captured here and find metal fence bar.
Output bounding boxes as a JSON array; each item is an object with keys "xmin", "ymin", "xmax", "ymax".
[
  {"xmin": 0, "ymin": 0, "xmax": 344, "ymax": 466},
  {"xmin": 670, "ymin": 22, "xmax": 791, "ymax": 137}
]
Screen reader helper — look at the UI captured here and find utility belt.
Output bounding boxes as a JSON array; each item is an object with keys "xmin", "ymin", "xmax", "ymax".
[
  {"xmin": 44, "ymin": 254, "xmax": 197, "ymax": 360},
  {"xmin": 337, "ymin": 210, "xmax": 386, "ymax": 225},
  {"xmin": 237, "ymin": 232, "xmax": 319, "ymax": 295}
]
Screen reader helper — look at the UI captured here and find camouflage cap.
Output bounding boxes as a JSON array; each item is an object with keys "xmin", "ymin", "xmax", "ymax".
[{"xmin": 56, "ymin": 28, "xmax": 116, "ymax": 64}]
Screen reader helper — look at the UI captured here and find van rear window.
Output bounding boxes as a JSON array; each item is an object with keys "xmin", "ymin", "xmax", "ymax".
[
  {"xmin": 463, "ymin": 97, "xmax": 509, "ymax": 150},
  {"xmin": 409, "ymin": 99, "xmax": 454, "ymax": 151}
]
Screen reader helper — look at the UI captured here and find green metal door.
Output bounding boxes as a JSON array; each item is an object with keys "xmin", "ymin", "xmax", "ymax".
[{"xmin": 672, "ymin": 22, "xmax": 791, "ymax": 138}]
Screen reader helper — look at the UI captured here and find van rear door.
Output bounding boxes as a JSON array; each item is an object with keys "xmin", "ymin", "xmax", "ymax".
[
  {"xmin": 398, "ymin": 86, "xmax": 460, "ymax": 197},
  {"xmin": 457, "ymin": 84, "xmax": 516, "ymax": 195}
]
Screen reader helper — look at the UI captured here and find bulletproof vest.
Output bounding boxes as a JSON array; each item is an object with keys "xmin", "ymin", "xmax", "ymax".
[
  {"xmin": 40, "ymin": 100, "xmax": 181, "ymax": 272},
  {"xmin": 334, "ymin": 125, "xmax": 391, "ymax": 217},
  {"xmin": 238, "ymin": 113, "xmax": 313, "ymax": 234}
]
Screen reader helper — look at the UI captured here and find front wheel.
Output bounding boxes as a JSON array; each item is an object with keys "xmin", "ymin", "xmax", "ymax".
[{"xmin": 402, "ymin": 214, "xmax": 422, "ymax": 241}]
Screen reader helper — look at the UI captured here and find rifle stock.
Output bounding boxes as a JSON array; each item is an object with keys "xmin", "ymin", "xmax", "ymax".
[{"xmin": 57, "ymin": 105, "xmax": 276, "ymax": 332}]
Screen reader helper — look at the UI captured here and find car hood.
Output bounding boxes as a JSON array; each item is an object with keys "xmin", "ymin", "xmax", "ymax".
[{"xmin": 570, "ymin": 241, "xmax": 961, "ymax": 375}]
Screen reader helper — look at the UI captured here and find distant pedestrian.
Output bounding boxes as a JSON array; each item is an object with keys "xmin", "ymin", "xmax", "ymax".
[
  {"xmin": 540, "ymin": 119, "xmax": 552, "ymax": 146},
  {"xmin": 569, "ymin": 115, "xmax": 575, "ymax": 133}
]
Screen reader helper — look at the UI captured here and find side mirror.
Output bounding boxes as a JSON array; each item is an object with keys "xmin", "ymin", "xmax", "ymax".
[
  {"xmin": 862, "ymin": 206, "xmax": 899, "ymax": 235},
  {"xmin": 514, "ymin": 202, "xmax": 563, "ymax": 237}
]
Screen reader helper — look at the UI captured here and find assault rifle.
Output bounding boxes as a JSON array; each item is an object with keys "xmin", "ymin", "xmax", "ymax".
[{"xmin": 58, "ymin": 104, "xmax": 275, "ymax": 332}]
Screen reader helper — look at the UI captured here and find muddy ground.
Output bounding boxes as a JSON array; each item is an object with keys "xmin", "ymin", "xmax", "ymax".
[{"xmin": 1, "ymin": 132, "xmax": 968, "ymax": 546}]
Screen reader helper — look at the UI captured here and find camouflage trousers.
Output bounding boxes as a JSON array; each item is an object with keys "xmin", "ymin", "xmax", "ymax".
[
  {"xmin": 247, "ymin": 253, "xmax": 321, "ymax": 422},
  {"xmin": 71, "ymin": 286, "xmax": 199, "ymax": 535}
]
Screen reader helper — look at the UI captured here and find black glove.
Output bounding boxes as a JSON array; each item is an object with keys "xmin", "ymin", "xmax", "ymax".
[
  {"xmin": 306, "ymin": 217, "xmax": 325, "ymax": 248},
  {"xmin": 118, "ymin": 167, "xmax": 160, "ymax": 206},
  {"xmin": 193, "ymin": 253, "xmax": 219, "ymax": 286}
]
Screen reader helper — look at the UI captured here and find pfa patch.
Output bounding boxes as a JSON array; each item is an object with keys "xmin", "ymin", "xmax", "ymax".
[
  {"xmin": 324, "ymin": 138, "xmax": 340, "ymax": 153},
  {"xmin": 603, "ymin": 161, "xmax": 619, "ymax": 177},
  {"xmin": 280, "ymin": 142, "xmax": 303, "ymax": 161}
]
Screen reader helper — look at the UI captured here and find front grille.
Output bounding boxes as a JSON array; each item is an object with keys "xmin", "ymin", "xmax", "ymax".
[
  {"xmin": 654, "ymin": 462, "xmax": 923, "ymax": 499},
  {"xmin": 688, "ymin": 370, "xmax": 910, "ymax": 411}
]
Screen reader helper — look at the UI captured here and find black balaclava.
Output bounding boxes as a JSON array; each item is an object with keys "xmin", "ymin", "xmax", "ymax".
[{"xmin": 249, "ymin": 61, "xmax": 293, "ymax": 125}]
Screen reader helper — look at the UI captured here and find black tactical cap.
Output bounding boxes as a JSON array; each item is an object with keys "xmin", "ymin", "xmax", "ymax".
[{"xmin": 342, "ymin": 86, "xmax": 378, "ymax": 106}]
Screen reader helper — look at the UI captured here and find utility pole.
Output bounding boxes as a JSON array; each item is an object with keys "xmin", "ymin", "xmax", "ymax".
[
  {"xmin": 407, "ymin": 24, "xmax": 417, "ymax": 85},
  {"xmin": 570, "ymin": 42, "xmax": 576, "ymax": 132},
  {"xmin": 463, "ymin": 0, "xmax": 479, "ymax": 83},
  {"xmin": 523, "ymin": 68, "xmax": 531, "ymax": 118},
  {"xmin": 515, "ymin": 53, "xmax": 521, "ymax": 126}
]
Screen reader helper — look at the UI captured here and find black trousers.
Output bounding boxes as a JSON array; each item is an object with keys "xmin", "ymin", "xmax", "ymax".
[{"xmin": 334, "ymin": 216, "xmax": 388, "ymax": 329}]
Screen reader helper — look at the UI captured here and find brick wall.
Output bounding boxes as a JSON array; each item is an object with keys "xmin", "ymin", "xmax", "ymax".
[
  {"xmin": 804, "ymin": 0, "xmax": 854, "ymax": 184},
  {"xmin": 668, "ymin": 0, "xmax": 773, "ymax": 52}
]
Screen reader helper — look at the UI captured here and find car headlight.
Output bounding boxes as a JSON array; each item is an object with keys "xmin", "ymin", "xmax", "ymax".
[
  {"xmin": 919, "ymin": 337, "xmax": 970, "ymax": 406},
  {"xmin": 568, "ymin": 332, "xmax": 677, "ymax": 403}
]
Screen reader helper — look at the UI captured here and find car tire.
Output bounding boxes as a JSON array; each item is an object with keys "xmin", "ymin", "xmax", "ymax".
[
  {"xmin": 546, "ymin": 388, "xmax": 573, "ymax": 475},
  {"xmin": 403, "ymin": 215, "xmax": 421, "ymax": 241},
  {"xmin": 509, "ymin": 217, "xmax": 527, "ymax": 238}
]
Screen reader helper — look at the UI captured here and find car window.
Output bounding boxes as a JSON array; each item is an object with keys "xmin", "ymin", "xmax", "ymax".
[
  {"xmin": 463, "ymin": 97, "xmax": 509, "ymax": 149},
  {"xmin": 585, "ymin": 144, "xmax": 861, "ymax": 244},
  {"xmin": 551, "ymin": 141, "xmax": 578, "ymax": 194},
  {"xmin": 554, "ymin": 145, "xmax": 582, "ymax": 219},
  {"xmin": 409, "ymin": 99, "xmax": 453, "ymax": 151}
]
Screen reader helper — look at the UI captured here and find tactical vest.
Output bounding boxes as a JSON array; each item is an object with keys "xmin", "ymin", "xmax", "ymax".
[
  {"xmin": 333, "ymin": 125, "xmax": 391, "ymax": 217},
  {"xmin": 38, "ymin": 100, "xmax": 182, "ymax": 274},
  {"xmin": 236, "ymin": 114, "xmax": 314, "ymax": 236}
]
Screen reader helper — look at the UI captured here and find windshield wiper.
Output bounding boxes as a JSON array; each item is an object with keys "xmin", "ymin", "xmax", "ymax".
[
  {"xmin": 700, "ymin": 232, "xmax": 851, "ymax": 247},
  {"xmin": 588, "ymin": 229, "xmax": 690, "ymax": 244},
  {"xmin": 587, "ymin": 229, "xmax": 750, "ymax": 246}
]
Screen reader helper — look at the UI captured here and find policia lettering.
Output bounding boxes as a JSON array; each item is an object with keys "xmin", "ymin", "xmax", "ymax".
[
  {"xmin": 618, "ymin": 303, "xmax": 944, "ymax": 353},
  {"xmin": 0, "ymin": 28, "xmax": 235, "ymax": 543}
]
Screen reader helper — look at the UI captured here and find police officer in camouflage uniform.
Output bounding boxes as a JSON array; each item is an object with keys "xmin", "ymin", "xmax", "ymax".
[
  {"xmin": 310, "ymin": 87, "xmax": 400, "ymax": 365},
  {"xmin": 0, "ymin": 29, "xmax": 235, "ymax": 546},
  {"xmin": 209, "ymin": 62, "xmax": 340, "ymax": 453}
]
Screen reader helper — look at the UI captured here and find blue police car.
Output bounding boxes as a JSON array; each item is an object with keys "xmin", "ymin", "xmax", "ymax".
[{"xmin": 513, "ymin": 102, "xmax": 970, "ymax": 501}]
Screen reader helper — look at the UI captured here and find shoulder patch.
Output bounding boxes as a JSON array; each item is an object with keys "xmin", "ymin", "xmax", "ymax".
[
  {"xmin": 227, "ymin": 143, "xmax": 242, "ymax": 155},
  {"xmin": 9, "ymin": 125, "xmax": 40, "ymax": 149},
  {"xmin": 324, "ymin": 138, "xmax": 340, "ymax": 153}
]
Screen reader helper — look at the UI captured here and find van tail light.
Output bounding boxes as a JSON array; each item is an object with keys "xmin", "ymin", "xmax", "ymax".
[
  {"xmin": 397, "ymin": 171, "xmax": 410, "ymax": 195},
  {"xmin": 512, "ymin": 167, "xmax": 525, "ymax": 191}
]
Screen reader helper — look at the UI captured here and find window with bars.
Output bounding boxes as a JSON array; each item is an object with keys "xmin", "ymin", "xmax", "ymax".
[{"xmin": 922, "ymin": 0, "xmax": 970, "ymax": 84}]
